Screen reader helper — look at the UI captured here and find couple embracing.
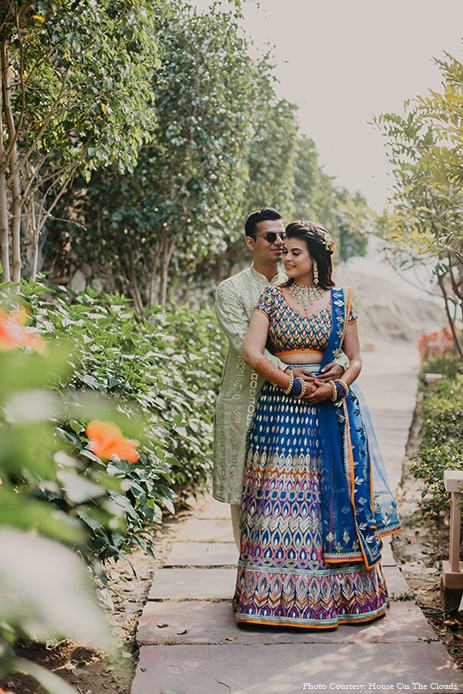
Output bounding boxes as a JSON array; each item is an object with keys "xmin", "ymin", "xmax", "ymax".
[{"xmin": 212, "ymin": 207, "xmax": 401, "ymax": 629}]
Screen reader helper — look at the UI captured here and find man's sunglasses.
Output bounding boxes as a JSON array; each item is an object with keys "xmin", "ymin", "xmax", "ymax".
[{"xmin": 255, "ymin": 232, "xmax": 285, "ymax": 243}]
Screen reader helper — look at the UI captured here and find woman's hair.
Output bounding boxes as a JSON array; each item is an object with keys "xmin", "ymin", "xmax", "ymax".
[{"xmin": 284, "ymin": 221, "xmax": 335, "ymax": 290}]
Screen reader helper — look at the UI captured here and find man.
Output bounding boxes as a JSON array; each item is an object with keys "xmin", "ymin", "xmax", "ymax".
[{"xmin": 213, "ymin": 207, "xmax": 348, "ymax": 547}]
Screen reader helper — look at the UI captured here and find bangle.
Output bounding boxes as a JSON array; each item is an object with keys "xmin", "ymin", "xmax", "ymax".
[
  {"xmin": 328, "ymin": 380, "xmax": 337, "ymax": 402},
  {"xmin": 293, "ymin": 378, "xmax": 306, "ymax": 399},
  {"xmin": 283, "ymin": 371, "xmax": 294, "ymax": 395},
  {"xmin": 291, "ymin": 378, "xmax": 303, "ymax": 397},
  {"xmin": 334, "ymin": 379, "xmax": 349, "ymax": 399}
]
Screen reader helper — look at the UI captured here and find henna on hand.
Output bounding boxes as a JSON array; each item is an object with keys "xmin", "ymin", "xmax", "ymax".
[{"xmin": 304, "ymin": 380, "xmax": 333, "ymax": 403}]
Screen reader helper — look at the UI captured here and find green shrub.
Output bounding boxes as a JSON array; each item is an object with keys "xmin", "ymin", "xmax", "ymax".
[
  {"xmin": 0, "ymin": 277, "xmax": 227, "ymax": 692},
  {"xmin": 411, "ymin": 359, "xmax": 463, "ymax": 517},
  {"xmin": 1, "ymin": 278, "xmax": 226, "ymax": 564},
  {"xmin": 420, "ymin": 354, "xmax": 463, "ymax": 383},
  {"xmin": 0, "ymin": 333, "xmax": 112, "ymax": 692}
]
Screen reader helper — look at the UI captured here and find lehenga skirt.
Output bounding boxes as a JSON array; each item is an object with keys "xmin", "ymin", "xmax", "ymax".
[{"xmin": 233, "ymin": 366, "xmax": 391, "ymax": 628}]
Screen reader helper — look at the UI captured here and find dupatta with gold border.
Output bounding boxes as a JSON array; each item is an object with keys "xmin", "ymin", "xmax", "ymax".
[{"xmin": 317, "ymin": 288, "xmax": 401, "ymax": 569}]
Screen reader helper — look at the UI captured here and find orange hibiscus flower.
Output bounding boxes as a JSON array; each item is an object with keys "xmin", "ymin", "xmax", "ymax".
[
  {"xmin": 0, "ymin": 308, "xmax": 45, "ymax": 351},
  {"xmin": 86, "ymin": 420, "xmax": 139, "ymax": 463}
]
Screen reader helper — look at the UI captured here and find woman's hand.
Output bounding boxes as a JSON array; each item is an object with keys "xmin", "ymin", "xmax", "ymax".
[{"xmin": 304, "ymin": 379, "xmax": 333, "ymax": 404}]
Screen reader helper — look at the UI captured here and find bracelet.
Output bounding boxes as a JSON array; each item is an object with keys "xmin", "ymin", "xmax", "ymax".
[
  {"xmin": 334, "ymin": 379, "xmax": 349, "ymax": 399},
  {"xmin": 328, "ymin": 380, "xmax": 337, "ymax": 402},
  {"xmin": 283, "ymin": 371, "xmax": 294, "ymax": 395},
  {"xmin": 291, "ymin": 378, "xmax": 303, "ymax": 397},
  {"xmin": 293, "ymin": 378, "xmax": 306, "ymax": 399}
]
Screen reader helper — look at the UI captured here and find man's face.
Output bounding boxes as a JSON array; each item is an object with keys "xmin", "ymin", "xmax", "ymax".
[{"xmin": 246, "ymin": 219, "xmax": 285, "ymax": 264}]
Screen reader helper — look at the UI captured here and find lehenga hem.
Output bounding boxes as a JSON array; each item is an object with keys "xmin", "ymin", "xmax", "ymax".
[{"xmin": 233, "ymin": 602, "xmax": 390, "ymax": 629}]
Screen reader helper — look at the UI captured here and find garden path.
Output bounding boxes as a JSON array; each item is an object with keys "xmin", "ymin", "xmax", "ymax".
[{"xmin": 131, "ymin": 341, "xmax": 463, "ymax": 694}]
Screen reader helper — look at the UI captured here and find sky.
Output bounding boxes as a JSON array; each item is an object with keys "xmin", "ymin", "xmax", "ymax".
[{"xmin": 192, "ymin": 0, "xmax": 463, "ymax": 214}]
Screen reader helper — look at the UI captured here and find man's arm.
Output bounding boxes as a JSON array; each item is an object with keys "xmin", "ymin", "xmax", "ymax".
[{"xmin": 215, "ymin": 281, "xmax": 286, "ymax": 370}]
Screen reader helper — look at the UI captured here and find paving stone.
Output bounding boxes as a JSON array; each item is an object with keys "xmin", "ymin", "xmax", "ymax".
[
  {"xmin": 380, "ymin": 538, "xmax": 396, "ymax": 567},
  {"xmin": 198, "ymin": 497, "xmax": 230, "ymax": 520},
  {"xmin": 131, "ymin": 642, "xmax": 463, "ymax": 694},
  {"xmin": 137, "ymin": 599, "xmax": 435, "ymax": 645},
  {"xmin": 164, "ymin": 542, "xmax": 238, "ymax": 567},
  {"xmin": 383, "ymin": 565, "xmax": 412, "ymax": 597},
  {"xmin": 148, "ymin": 568, "xmax": 237, "ymax": 600},
  {"xmin": 148, "ymin": 566, "xmax": 407, "ymax": 604},
  {"xmin": 175, "ymin": 518, "xmax": 234, "ymax": 543}
]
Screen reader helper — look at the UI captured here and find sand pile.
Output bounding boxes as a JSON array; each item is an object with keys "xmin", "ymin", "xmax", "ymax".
[{"xmin": 334, "ymin": 268, "xmax": 447, "ymax": 346}]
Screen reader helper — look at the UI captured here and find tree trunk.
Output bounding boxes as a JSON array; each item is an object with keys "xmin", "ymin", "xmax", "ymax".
[
  {"xmin": 2, "ymin": 41, "xmax": 21, "ymax": 282},
  {"xmin": 148, "ymin": 254, "xmax": 158, "ymax": 308},
  {"xmin": 437, "ymin": 272, "xmax": 463, "ymax": 360},
  {"xmin": 126, "ymin": 252, "xmax": 144, "ymax": 317},
  {"xmin": 0, "ymin": 44, "xmax": 9, "ymax": 281},
  {"xmin": 157, "ymin": 235, "xmax": 176, "ymax": 306},
  {"xmin": 10, "ymin": 166, "xmax": 21, "ymax": 282},
  {"xmin": 30, "ymin": 196, "xmax": 39, "ymax": 281}
]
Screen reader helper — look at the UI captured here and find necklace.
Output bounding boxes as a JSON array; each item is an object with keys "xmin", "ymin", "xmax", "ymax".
[{"xmin": 287, "ymin": 281, "xmax": 324, "ymax": 312}]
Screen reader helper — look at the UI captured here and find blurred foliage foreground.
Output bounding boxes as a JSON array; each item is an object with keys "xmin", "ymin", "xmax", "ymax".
[
  {"xmin": 0, "ymin": 277, "xmax": 226, "ymax": 692},
  {"xmin": 411, "ymin": 348, "xmax": 463, "ymax": 520}
]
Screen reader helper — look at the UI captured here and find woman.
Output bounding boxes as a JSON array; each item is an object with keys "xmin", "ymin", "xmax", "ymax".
[{"xmin": 233, "ymin": 221, "xmax": 401, "ymax": 628}]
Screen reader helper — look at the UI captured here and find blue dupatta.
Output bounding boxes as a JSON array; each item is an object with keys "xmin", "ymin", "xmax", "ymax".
[{"xmin": 317, "ymin": 288, "xmax": 401, "ymax": 569}]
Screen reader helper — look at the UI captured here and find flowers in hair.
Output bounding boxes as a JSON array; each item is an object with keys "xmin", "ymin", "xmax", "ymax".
[{"xmin": 323, "ymin": 233, "xmax": 336, "ymax": 255}]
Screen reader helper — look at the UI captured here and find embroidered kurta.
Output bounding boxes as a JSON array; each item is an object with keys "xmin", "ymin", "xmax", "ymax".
[
  {"xmin": 213, "ymin": 264, "xmax": 287, "ymax": 504},
  {"xmin": 212, "ymin": 265, "xmax": 349, "ymax": 504}
]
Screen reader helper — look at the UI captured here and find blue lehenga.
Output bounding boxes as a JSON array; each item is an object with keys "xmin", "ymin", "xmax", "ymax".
[{"xmin": 233, "ymin": 287, "xmax": 401, "ymax": 628}]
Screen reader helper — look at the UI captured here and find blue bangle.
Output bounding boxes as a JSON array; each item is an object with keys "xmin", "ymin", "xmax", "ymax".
[
  {"xmin": 334, "ymin": 380, "xmax": 348, "ymax": 400},
  {"xmin": 290, "ymin": 378, "xmax": 302, "ymax": 397}
]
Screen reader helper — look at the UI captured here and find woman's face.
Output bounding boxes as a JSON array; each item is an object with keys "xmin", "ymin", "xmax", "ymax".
[{"xmin": 282, "ymin": 237, "xmax": 314, "ymax": 282}]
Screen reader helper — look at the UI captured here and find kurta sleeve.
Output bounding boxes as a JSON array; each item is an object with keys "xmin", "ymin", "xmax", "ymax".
[
  {"xmin": 215, "ymin": 281, "xmax": 286, "ymax": 370},
  {"xmin": 333, "ymin": 349, "xmax": 349, "ymax": 372}
]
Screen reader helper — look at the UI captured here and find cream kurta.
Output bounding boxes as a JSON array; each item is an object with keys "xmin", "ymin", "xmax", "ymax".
[
  {"xmin": 212, "ymin": 263, "xmax": 349, "ymax": 504},
  {"xmin": 212, "ymin": 264, "xmax": 286, "ymax": 504}
]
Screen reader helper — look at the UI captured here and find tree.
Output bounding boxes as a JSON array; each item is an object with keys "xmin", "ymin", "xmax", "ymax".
[
  {"xmin": 335, "ymin": 188, "xmax": 370, "ymax": 263},
  {"xmin": 244, "ymin": 75, "xmax": 298, "ymax": 221},
  {"xmin": 0, "ymin": 0, "xmax": 160, "ymax": 283},
  {"xmin": 292, "ymin": 134, "xmax": 339, "ymax": 233},
  {"xmin": 292, "ymin": 135, "xmax": 370, "ymax": 260},
  {"xmin": 374, "ymin": 58, "xmax": 463, "ymax": 358},
  {"xmin": 45, "ymin": 1, "xmax": 261, "ymax": 308}
]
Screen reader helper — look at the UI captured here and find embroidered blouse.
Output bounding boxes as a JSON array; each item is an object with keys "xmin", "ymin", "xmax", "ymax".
[{"xmin": 255, "ymin": 284, "xmax": 358, "ymax": 356}]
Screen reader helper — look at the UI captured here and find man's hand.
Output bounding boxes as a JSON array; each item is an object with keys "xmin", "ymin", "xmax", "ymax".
[
  {"xmin": 317, "ymin": 362, "xmax": 344, "ymax": 382},
  {"xmin": 285, "ymin": 363, "xmax": 343, "ymax": 383},
  {"xmin": 285, "ymin": 366, "xmax": 317, "ymax": 382}
]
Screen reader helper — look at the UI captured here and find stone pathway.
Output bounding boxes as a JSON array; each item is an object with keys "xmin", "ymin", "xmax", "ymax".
[{"xmin": 131, "ymin": 342, "xmax": 463, "ymax": 694}]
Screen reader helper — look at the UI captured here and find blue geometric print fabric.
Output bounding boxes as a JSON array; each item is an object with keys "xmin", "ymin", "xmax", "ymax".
[
  {"xmin": 254, "ymin": 285, "xmax": 358, "ymax": 355},
  {"xmin": 233, "ymin": 382, "xmax": 390, "ymax": 627},
  {"xmin": 233, "ymin": 287, "xmax": 401, "ymax": 627}
]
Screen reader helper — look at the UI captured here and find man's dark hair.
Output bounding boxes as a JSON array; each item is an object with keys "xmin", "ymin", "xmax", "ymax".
[{"xmin": 245, "ymin": 207, "xmax": 282, "ymax": 240}]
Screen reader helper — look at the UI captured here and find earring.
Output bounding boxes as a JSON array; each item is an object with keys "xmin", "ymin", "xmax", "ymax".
[{"xmin": 313, "ymin": 261, "xmax": 319, "ymax": 286}]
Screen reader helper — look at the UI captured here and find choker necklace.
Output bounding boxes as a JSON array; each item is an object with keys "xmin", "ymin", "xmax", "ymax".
[{"xmin": 287, "ymin": 281, "xmax": 324, "ymax": 311}]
